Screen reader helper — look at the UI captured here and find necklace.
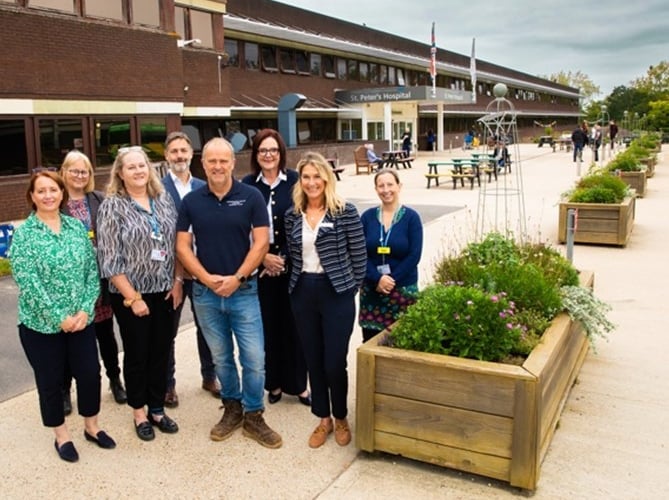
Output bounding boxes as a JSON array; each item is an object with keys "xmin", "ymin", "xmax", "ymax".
[{"xmin": 306, "ymin": 206, "xmax": 325, "ymax": 224}]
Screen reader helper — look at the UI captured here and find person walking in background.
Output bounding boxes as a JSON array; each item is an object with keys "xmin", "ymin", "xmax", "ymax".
[
  {"xmin": 97, "ymin": 146, "xmax": 182, "ymax": 442},
  {"xmin": 161, "ymin": 131, "xmax": 219, "ymax": 408},
  {"xmin": 242, "ymin": 129, "xmax": 310, "ymax": 407},
  {"xmin": 591, "ymin": 123, "xmax": 602, "ymax": 161},
  {"xmin": 426, "ymin": 128, "xmax": 435, "ymax": 152},
  {"xmin": 571, "ymin": 124, "xmax": 589, "ymax": 162},
  {"xmin": 176, "ymin": 138, "xmax": 282, "ymax": 449},
  {"xmin": 59, "ymin": 151, "xmax": 126, "ymax": 412},
  {"xmin": 401, "ymin": 128, "xmax": 412, "ymax": 156},
  {"xmin": 11, "ymin": 171, "xmax": 115, "ymax": 463},
  {"xmin": 609, "ymin": 120, "xmax": 619, "ymax": 151},
  {"xmin": 358, "ymin": 169, "xmax": 423, "ymax": 343},
  {"xmin": 284, "ymin": 152, "xmax": 366, "ymax": 449}
]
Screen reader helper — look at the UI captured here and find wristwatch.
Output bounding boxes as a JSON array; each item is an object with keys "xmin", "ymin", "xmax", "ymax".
[
  {"xmin": 123, "ymin": 292, "xmax": 142, "ymax": 308},
  {"xmin": 235, "ymin": 274, "xmax": 247, "ymax": 283}
]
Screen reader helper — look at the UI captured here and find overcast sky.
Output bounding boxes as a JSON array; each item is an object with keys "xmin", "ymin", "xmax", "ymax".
[{"xmin": 279, "ymin": 0, "xmax": 668, "ymax": 97}]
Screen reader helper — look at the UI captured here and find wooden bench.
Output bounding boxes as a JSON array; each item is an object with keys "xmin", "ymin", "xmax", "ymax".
[{"xmin": 354, "ymin": 146, "xmax": 373, "ymax": 175}]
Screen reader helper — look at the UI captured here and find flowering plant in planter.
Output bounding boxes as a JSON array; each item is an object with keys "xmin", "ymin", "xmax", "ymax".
[{"xmin": 387, "ymin": 232, "xmax": 613, "ymax": 363}]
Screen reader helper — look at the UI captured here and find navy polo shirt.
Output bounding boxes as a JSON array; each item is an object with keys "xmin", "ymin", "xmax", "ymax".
[{"xmin": 177, "ymin": 179, "xmax": 269, "ymax": 276}]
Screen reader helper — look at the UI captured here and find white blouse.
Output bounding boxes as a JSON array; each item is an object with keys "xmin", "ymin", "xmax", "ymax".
[{"xmin": 301, "ymin": 214, "xmax": 324, "ymax": 273}]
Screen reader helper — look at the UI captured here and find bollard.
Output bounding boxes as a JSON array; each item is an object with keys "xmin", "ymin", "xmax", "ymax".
[{"xmin": 566, "ymin": 208, "xmax": 577, "ymax": 262}]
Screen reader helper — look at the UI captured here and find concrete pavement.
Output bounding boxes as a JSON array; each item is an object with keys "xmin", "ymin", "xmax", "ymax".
[{"xmin": 0, "ymin": 143, "xmax": 668, "ymax": 499}]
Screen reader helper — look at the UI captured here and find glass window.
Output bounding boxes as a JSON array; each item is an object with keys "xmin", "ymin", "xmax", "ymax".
[
  {"xmin": 369, "ymin": 63, "xmax": 378, "ymax": 84},
  {"xmin": 174, "ymin": 7, "xmax": 186, "ymax": 39},
  {"xmin": 347, "ymin": 60, "xmax": 358, "ymax": 80},
  {"xmin": 96, "ymin": 118, "xmax": 131, "ymax": 166},
  {"xmin": 29, "ymin": 0, "xmax": 74, "ymax": 13},
  {"xmin": 337, "ymin": 59, "xmax": 347, "ymax": 80},
  {"xmin": 85, "ymin": 0, "xmax": 123, "ymax": 21},
  {"xmin": 310, "ymin": 54, "xmax": 321, "ymax": 76},
  {"xmin": 340, "ymin": 119, "xmax": 361, "ymax": 141},
  {"xmin": 296, "ymin": 51, "xmax": 309, "ymax": 74},
  {"xmin": 279, "ymin": 48, "xmax": 295, "ymax": 74},
  {"xmin": 0, "ymin": 120, "xmax": 28, "ymax": 176},
  {"xmin": 138, "ymin": 117, "xmax": 167, "ymax": 162},
  {"xmin": 322, "ymin": 55, "xmax": 335, "ymax": 78},
  {"xmin": 133, "ymin": 0, "xmax": 159, "ymax": 27},
  {"xmin": 366, "ymin": 122, "xmax": 384, "ymax": 141},
  {"xmin": 224, "ymin": 39, "xmax": 239, "ymax": 67},
  {"xmin": 379, "ymin": 65, "xmax": 388, "ymax": 85},
  {"xmin": 397, "ymin": 68, "xmax": 405, "ymax": 86},
  {"xmin": 261, "ymin": 45, "xmax": 278, "ymax": 72},
  {"xmin": 388, "ymin": 67, "xmax": 396, "ymax": 86},
  {"xmin": 359, "ymin": 62, "xmax": 368, "ymax": 82},
  {"xmin": 297, "ymin": 121, "xmax": 311, "ymax": 144},
  {"xmin": 190, "ymin": 9, "xmax": 214, "ymax": 48},
  {"xmin": 245, "ymin": 42, "xmax": 259, "ymax": 70},
  {"xmin": 38, "ymin": 118, "xmax": 84, "ymax": 169}
]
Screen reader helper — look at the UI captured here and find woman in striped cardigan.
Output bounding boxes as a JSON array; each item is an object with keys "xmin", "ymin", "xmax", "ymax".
[{"xmin": 284, "ymin": 152, "xmax": 366, "ymax": 449}]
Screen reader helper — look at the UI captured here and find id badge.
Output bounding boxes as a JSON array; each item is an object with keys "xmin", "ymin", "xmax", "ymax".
[
  {"xmin": 87, "ymin": 230, "xmax": 95, "ymax": 240},
  {"xmin": 377, "ymin": 264, "xmax": 391, "ymax": 275},
  {"xmin": 151, "ymin": 248, "xmax": 167, "ymax": 262},
  {"xmin": 151, "ymin": 232, "xmax": 163, "ymax": 242},
  {"xmin": 377, "ymin": 246, "xmax": 391, "ymax": 255}
]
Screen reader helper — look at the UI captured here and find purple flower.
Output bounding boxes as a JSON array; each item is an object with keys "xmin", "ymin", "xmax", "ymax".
[{"xmin": 490, "ymin": 295, "xmax": 499, "ymax": 303}]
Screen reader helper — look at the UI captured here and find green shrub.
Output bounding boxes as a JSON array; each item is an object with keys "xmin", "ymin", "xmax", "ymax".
[
  {"xmin": 0, "ymin": 258, "xmax": 10, "ymax": 277},
  {"xmin": 606, "ymin": 153, "xmax": 642, "ymax": 172},
  {"xmin": 568, "ymin": 173, "xmax": 628, "ymax": 203}
]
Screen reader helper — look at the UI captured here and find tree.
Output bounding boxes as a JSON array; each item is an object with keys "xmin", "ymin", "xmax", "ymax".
[
  {"xmin": 630, "ymin": 61, "xmax": 669, "ymax": 98},
  {"xmin": 604, "ymin": 86, "xmax": 651, "ymax": 121},
  {"xmin": 647, "ymin": 100, "xmax": 669, "ymax": 132},
  {"xmin": 541, "ymin": 70, "xmax": 600, "ymax": 105}
]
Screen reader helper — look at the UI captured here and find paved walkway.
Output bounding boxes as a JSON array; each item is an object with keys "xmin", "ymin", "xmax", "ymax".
[{"xmin": 0, "ymin": 143, "xmax": 667, "ymax": 498}]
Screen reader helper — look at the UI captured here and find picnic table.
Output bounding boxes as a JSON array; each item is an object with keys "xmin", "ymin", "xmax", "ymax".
[
  {"xmin": 537, "ymin": 135, "xmax": 555, "ymax": 148},
  {"xmin": 425, "ymin": 158, "xmax": 482, "ymax": 189},
  {"xmin": 382, "ymin": 150, "xmax": 414, "ymax": 169}
]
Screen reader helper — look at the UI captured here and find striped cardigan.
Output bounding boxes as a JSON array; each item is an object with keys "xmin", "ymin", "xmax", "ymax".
[{"xmin": 284, "ymin": 202, "xmax": 366, "ymax": 294}]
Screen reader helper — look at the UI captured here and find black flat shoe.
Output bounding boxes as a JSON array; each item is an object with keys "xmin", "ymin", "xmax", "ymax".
[
  {"xmin": 298, "ymin": 393, "xmax": 311, "ymax": 406},
  {"xmin": 268, "ymin": 391, "xmax": 282, "ymax": 404},
  {"xmin": 134, "ymin": 421, "xmax": 155, "ymax": 441},
  {"xmin": 54, "ymin": 440, "xmax": 79, "ymax": 462},
  {"xmin": 149, "ymin": 413, "xmax": 179, "ymax": 434},
  {"xmin": 84, "ymin": 430, "xmax": 116, "ymax": 449}
]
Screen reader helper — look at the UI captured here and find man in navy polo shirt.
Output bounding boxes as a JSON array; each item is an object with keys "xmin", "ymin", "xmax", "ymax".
[{"xmin": 176, "ymin": 137, "xmax": 282, "ymax": 449}]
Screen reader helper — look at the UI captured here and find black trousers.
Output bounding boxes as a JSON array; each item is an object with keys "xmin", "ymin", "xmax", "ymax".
[
  {"xmin": 19, "ymin": 323, "xmax": 100, "ymax": 427},
  {"xmin": 259, "ymin": 272, "xmax": 307, "ymax": 395},
  {"xmin": 110, "ymin": 292, "xmax": 175, "ymax": 412},
  {"xmin": 290, "ymin": 274, "xmax": 355, "ymax": 420}
]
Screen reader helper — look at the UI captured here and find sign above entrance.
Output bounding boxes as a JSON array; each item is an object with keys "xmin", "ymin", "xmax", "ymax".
[{"xmin": 334, "ymin": 86, "xmax": 472, "ymax": 105}]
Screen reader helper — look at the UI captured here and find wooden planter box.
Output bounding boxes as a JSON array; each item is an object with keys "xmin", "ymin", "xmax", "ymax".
[
  {"xmin": 557, "ymin": 196, "xmax": 635, "ymax": 247},
  {"xmin": 639, "ymin": 157, "xmax": 655, "ymax": 178},
  {"xmin": 618, "ymin": 171, "xmax": 647, "ymax": 197},
  {"xmin": 356, "ymin": 272, "xmax": 594, "ymax": 491}
]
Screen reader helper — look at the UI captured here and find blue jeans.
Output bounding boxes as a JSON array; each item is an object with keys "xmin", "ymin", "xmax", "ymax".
[{"xmin": 192, "ymin": 279, "xmax": 265, "ymax": 413}]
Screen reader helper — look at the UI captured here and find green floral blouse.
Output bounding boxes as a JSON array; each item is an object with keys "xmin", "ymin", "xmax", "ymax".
[{"xmin": 10, "ymin": 213, "xmax": 100, "ymax": 334}]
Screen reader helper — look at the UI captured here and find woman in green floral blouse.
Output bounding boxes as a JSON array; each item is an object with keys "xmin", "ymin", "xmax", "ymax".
[{"xmin": 10, "ymin": 171, "xmax": 115, "ymax": 463}]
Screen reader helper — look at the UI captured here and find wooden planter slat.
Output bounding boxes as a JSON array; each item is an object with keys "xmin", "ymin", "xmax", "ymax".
[
  {"xmin": 618, "ymin": 171, "xmax": 646, "ymax": 197},
  {"xmin": 558, "ymin": 197, "xmax": 635, "ymax": 246},
  {"xmin": 356, "ymin": 272, "xmax": 594, "ymax": 491}
]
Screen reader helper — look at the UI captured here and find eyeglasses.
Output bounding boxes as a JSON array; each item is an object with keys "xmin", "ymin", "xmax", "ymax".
[
  {"xmin": 118, "ymin": 146, "xmax": 144, "ymax": 154},
  {"xmin": 68, "ymin": 169, "xmax": 90, "ymax": 177},
  {"xmin": 258, "ymin": 147, "xmax": 280, "ymax": 156},
  {"xmin": 31, "ymin": 166, "xmax": 58, "ymax": 173}
]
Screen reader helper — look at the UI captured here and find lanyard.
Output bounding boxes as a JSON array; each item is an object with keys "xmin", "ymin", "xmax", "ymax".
[
  {"xmin": 132, "ymin": 197, "xmax": 162, "ymax": 239},
  {"xmin": 377, "ymin": 206, "xmax": 400, "ymax": 263}
]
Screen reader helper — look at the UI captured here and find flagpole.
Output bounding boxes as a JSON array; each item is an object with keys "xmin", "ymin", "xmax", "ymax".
[{"xmin": 430, "ymin": 22, "xmax": 436, "ymax": 98}]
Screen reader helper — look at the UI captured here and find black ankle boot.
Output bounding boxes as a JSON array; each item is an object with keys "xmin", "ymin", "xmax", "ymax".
[{"xmin": 109, "ymin": 376, "xmax": 127, "ymax": 404}]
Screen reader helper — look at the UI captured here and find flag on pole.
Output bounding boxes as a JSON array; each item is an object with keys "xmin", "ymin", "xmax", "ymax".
[
  {"xmin": 470, "ymin": 37, "xmax": 477, "ymax": 103},
  {"xmin": 429, "ymin": 22, "xmax": 437, "ymax": 97}
]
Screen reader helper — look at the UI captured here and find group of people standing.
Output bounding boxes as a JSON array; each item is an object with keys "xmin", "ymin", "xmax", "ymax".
[
  {"xmin": 571, "ymin": 120, "xmax": 619, "ymax": 163},
  {"xmin": 10, "ymin": 128, "xmax": 423, "ymax": 461}
]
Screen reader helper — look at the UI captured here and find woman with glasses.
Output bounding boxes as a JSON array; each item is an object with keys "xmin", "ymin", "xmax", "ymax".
[
  {"xmin": 97, "ymin": 146, "xmax": 183, "ymax": 442},
  {"xmin": 241, "ymin": 129, "xmax": 310, "ymax": 407},
  {"xmin": 10, "ymin": 171, "xmax": 115, "ymax": 462},
  {"xmin": 59, "ymin": 151, "xmax": 126, "ymax": 411}
]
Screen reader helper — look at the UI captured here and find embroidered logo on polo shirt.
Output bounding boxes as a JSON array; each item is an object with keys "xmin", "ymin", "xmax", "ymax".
[{"xmin": 227, "ymin": 199, "xmax": 246, "ymax": 207}]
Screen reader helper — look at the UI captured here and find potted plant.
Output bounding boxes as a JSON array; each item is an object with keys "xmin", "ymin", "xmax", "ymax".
[
  {"xmin": 356, "ymin": 234, "xmax": 612, "ymax": 491},
  {"xmin": 557, "ymin": 172, "xmax": 635, "ymax": 246},
  {"xmin": 605, "ymin": 153, "xmax": 647, "ymax": 196}
]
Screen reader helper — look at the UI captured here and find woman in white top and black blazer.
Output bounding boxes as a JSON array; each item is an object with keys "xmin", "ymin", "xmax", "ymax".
[{"xmin": 284, "ymin": 152, "xmax": 366, "ymax": 449}]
